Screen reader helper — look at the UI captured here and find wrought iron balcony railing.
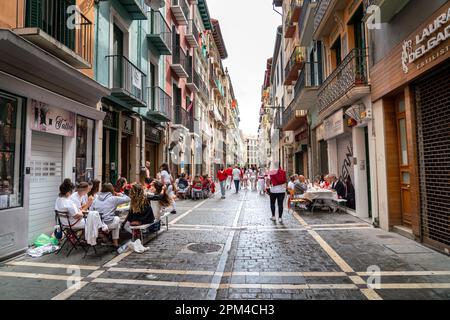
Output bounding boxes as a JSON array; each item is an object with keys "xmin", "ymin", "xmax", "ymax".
[
  {"xmin": 174, "ymin": 105, "xmax": 194, "ymax": 131},
  {"xmin": 118, "ymin": 0, "xmax": 146, "ymax": 20},
  {"xmin": 209, "ymin": 63, "xmax": 217, "ymax": 87},
  {"xmin": 187, "ymin": 68, "xmax": 200, "ymax": 92},
  {"xmin": 171, "ymin": 46, "xmax": 189, "ymax": 78},
  {"xmin": 171, "ymin": 0, "xmax": 190, "ymax": 26},
  {"xmin": 298, "ymin": 0, "xmax": 316, "ymax": 34},
  {"xmin": 198, "ymin": 75, "xmax": 209, "ymax": 100},
  {"xmin": 107, "ymin": 55, "xmax": 146, "ymax": 107},
  {"xmin": 282, "ymin": 103, "xmax": 308, "ymax": 129},
  {"xmin": 284, "ymin": 46, "xmax": 305, "ymax": 85},
  {"xmin": 318, "ymin": 48, "xmax": 369, "ymax": 113},
  {"xmin": 147, "ymin": 86, "xmax": 172, "ymax": 122},
  {"xmin": 294, "ymin": 61, "xmax": 321, "ymax": 95},
  {"xmin": 22, "ymin": 0, "xmax": 92, "ymax": 66},
  {"xmin": 147, "ymin": 10, "xmax": 172, "ymax": 55},
  {"xmin": 186, "ymin": 19, "xmax": 199, "ymax": 47},
  {"xmin": 313, "ymin": 0, "xmax": 331, "ymax": 35},
  {"xmin": 285, "ymin": 0, "xmax": 303, "ymax": 38}
]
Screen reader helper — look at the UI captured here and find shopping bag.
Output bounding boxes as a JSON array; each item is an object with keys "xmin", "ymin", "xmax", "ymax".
[{"xmin": 270, "ymin": 168, "xmax": 287, "ymax": 186}]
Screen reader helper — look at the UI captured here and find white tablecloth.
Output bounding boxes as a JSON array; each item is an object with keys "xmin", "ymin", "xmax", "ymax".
[{"xmin": 302, "ymin": 189, "xmax": 338, "ymax": 202}]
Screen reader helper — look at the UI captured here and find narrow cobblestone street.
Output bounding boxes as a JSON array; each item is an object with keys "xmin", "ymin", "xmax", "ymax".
[{"xmin": 1, "ymin": 189, "xmax": 449, "ymax": 300}]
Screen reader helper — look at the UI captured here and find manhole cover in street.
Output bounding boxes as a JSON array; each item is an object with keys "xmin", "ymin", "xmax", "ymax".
[{"xmin": 186, "ymin": 243, "xmax": 223, "ymax": 254}]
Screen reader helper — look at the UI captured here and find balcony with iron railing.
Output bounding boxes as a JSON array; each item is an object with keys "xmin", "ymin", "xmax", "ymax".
[
  {"xmin": 146, "ymin": 86, "xmax": 172, "ymax": 122},
  {"xmin": 318, "ymin": 48, "xmax": 369, "ymax": 116},
  {"xmin": 284, "ymin": 46, "xmax": 306, "ymax": 86},
  {"xmin": 186, "ymin": 19, "xmax": 199, "ymax": 48},
  {"xmin": 298, "ymin": 0, "xmax": 318, "ymax": 45},
  {"xmin": 171, "ymin": 46, "xmax": 189, "ymax": 78},
  {"xmin": 291, "ymin": 61, "xmax": 322, "ymax": 110},
  {"xmin": 107, "ymin": 55, "xmax": 147, "ymax": 108},
  {"xmin": 187, "ymin": 68, "xmax": 200, "ymax": 92},
  {"xmin": 147, "ymin": 10, "xmax": 172, "ymax": 55},
  {"xmin": 209, "ymin": 63, "xmax": 218, "ymax": 88},
  {"xmin": 198, "ymin": 75, "xmax": 209, "ymax": 101},
  {"xmin": 171, "ymin": 0, "xmax": 190, "ymax": 26},
  {"xmin": 15, "ymin": 0, "xmax": 92, "ymax": 69},
  {"xmin": 313, "ymin": 0, "xmax": 331, "ymax": 35},
  {"xmin": 118, "ymin": 0, "xmax": 146, "ymax": 20},
  {"xmin": 284, "ymin": 0, "xmax": 303, "ymax": 38},
  {"xmin": 173, "ymin": 105, "xmax": 194, "ymax": 132},
  {"xmin": 282, "ymin": 102, "xmax": 308, "ymax": 131}
]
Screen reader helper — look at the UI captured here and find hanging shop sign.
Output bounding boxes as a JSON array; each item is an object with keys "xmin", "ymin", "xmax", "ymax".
[
  {"xmin": 122, "ymin": 116, "xmax": 134, "ymax": 135},
  {"xmin": 323, "ymin": 109, "xmax": 344, "ymax": 141},
  {"xmin": 31, "ymin": 100, "xmax": 75, "ymax": 137},
  {"xmin": 145, "ymin": 125, "xmax": 161, "ymax": 143},
  {"xmin": 402, "ymin": 6, "xmax": 450, "ymax": 74}
]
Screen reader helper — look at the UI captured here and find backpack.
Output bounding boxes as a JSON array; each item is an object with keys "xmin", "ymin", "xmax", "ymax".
[{"xmin": 270, "ymin": 168, "xmax": 287, "ymax": 186}]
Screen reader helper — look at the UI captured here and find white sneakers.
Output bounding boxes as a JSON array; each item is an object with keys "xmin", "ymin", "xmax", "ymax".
[{"xmin": 270, "ymin": 216, "xmax": 283, "ymax": 223}]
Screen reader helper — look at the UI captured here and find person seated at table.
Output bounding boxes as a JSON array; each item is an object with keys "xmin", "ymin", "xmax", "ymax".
[
  {"xmin": 115, "ymin": 177, "xmax": 131, "ymax": 196},
  {"xmin": 321, "ymin": 175, "xmax": 330, "ymax": 189},
  {"xmin": 148, "ymin": 180, "xmax": 172, "ymax": 221},
  {"xmin": 287, "ymin": 175, "xmax": 297, "ymax": 194},
  {"xmin": 329, "ymin": 174, "xmax": 346, "ymax": 199},
  {"xmin": 144, "ymin": 177, "xmax": 153, "ymax": 191},
  {"xmin": 91, "ymin": 183, "xmax": 130, "ymax": 249},
  {"xmin": 71, "ymin": 182, "xmax": 93, "ymax": 212},
  {"xmin": 191, "ymin": 176, "xmax": 203, "ymax": 199},
  {"xmin": 124, "ymin": 184, "xmax": 155, "ymax": 234},
  {"xmin": 88, "ymin": 179, "xmax": 101, "ymax": 201},
  {"xmin": 294, "ymin": 175, "xmax": 308, "ymax": 196},
  {"xmin": 55, "ymin": 179, "xmax": 85, "ymax": 230},
  {"xmin": 176, "ymin": 173, "xmax": 189, "ymax": 199},
  {"xmin": 202, "ymin": 174, "xmax": 214, "ymax": 198}
]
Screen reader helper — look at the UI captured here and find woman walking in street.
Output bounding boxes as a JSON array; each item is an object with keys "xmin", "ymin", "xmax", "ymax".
[{"xmin": 268, "ymin": 167, "xmax": 287, "ymax": 224}]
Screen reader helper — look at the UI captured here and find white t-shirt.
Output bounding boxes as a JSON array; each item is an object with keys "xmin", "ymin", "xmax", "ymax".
[
  {"xmin": 232, "ymin": 168, "xmax": 241, "ymax": 180},
  {"xmin": 288, "ymin": 181, "xmax": 295, "ymax": 191},
  {"xmin": 160, "ymin": 170, "xmax": 171, "ymax": 185},
  {"xmin": 70, "ymin": 192, "xmax": 87, "ymax": 210},
  {"xmin": 270, "ymin": 184, "xmax": 286, "ymax": 194},
  {"xmin": 55, "ymin": 197, "xmax": 80, "ymax": 225}
]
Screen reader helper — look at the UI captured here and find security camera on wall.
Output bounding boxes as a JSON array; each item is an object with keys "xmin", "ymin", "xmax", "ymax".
[{"xmin": 145, "ymin": 0, "xmax": 165, "ymax": 10}]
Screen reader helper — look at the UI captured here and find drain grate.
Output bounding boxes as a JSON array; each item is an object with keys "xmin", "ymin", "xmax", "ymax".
[{"xmin": 186, "ymin": 243, "xmax": 223, "ymax": 254}]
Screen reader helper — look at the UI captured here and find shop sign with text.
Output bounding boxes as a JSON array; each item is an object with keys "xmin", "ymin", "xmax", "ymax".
[{"xmin": 31, "ymin": 100, "xmax": 75, "ymax": 137}]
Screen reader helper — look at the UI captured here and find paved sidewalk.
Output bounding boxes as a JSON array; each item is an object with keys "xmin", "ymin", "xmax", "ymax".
[{"xmin": 0, "ymin": 189, "xmax": 449, "ymax": 300}]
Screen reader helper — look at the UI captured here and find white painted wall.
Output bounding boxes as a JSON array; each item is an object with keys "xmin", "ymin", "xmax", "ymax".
[
  {"xmin": 352, "ymin": 126, "xmax": 369, "ymax": 218},
  {"xmin": 372, "ymin": 99, "xmax": 390, "ymax": 231}
]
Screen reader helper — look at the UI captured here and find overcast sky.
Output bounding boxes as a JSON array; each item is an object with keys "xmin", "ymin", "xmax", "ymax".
[{"xmin": 207, "ymin": 0, "xmax": 282, "ymax": 135}]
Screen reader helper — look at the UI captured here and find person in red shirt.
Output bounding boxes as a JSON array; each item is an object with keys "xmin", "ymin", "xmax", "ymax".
[
  {"xmin": 225, "ymin": 167, "xmax": 233, "ymax": 190},
  {"xmin": 217, "ymin": 167, "xmax": 228, "ymax": 199}
]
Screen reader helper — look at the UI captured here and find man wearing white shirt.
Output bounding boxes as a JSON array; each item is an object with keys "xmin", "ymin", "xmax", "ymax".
[{"xmin": 232, "ymin": 166, "xmax": 241, "ymax": 194}]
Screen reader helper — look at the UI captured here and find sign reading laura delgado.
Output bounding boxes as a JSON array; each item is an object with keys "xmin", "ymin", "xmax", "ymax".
[
  {"xmin": 402, "ymin": 6, "xmax": 450, "ymax": 73},
  {"xmin": 31, "ymin": 100, "xmax": 75, "ymax": 137}
]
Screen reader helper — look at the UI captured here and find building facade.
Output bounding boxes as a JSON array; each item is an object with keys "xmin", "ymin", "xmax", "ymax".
[
  {"xmin": 264, "ymin": 0, "xmax": 450, "ymax": 253},
  {"xmin": 0, "ymin": 0, "xmax": 242, "ymax": 261}
]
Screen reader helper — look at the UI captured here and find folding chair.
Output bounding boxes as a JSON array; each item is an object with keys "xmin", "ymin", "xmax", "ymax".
[{"xmin": 55, "ymin": 211, "xmax": 87, "ymax": 257}]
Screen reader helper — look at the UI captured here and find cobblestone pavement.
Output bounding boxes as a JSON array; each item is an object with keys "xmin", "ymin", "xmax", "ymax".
[{"xmin": 1, "ymin": 188, "xmax": 450, "ymax": 300}]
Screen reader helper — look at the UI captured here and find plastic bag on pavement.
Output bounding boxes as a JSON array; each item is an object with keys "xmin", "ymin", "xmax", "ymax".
[
  {"xmin": 34, "ymin": 234, "xmax": 58, "ymax": 247},
  {"xmin": 27, "ymin": 244, "xmax": 59, "ymax": 258},
  {"xmin": 117, "ymin": 241, "xmax": 132, "ymax": 254},
  {"xmin": 130, "ymin": 240, "xmax": 149, "ymax": 254}
]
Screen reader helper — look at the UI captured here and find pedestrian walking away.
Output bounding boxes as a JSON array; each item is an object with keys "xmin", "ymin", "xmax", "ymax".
[
  {"xmin": 217, "ymin": 167, "xmax": 228, "ymax": 199},
  {"xmin": 268, "ymin": 167, "xmax": 287, "ymax": 224},
  {"xmin": 232, "ymin": 165, "xmax": 241, "ymax": 194}
]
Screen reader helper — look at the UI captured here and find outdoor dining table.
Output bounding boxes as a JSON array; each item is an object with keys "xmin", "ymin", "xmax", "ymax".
[
  {"xmin": 301, "ymin": 188, "xmax": 338, "ymax": 213},
  {"xmin": 115, "ymin": 203, "xmax": 131, "ymax": 223}
]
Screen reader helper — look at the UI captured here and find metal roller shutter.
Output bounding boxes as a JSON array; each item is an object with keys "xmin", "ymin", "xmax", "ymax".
[
  {"xmin": 415, "ymin": 64, "xmax": 450, "ymax": 252},
  {"xmin": 28, "ymin": 131, "xmax": 63, "ymax": 244}
]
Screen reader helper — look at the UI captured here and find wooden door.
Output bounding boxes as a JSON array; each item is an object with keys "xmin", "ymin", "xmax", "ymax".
[{"xmin": 396, "ymin": 97, "xmax": 412, "ymax": 228}]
